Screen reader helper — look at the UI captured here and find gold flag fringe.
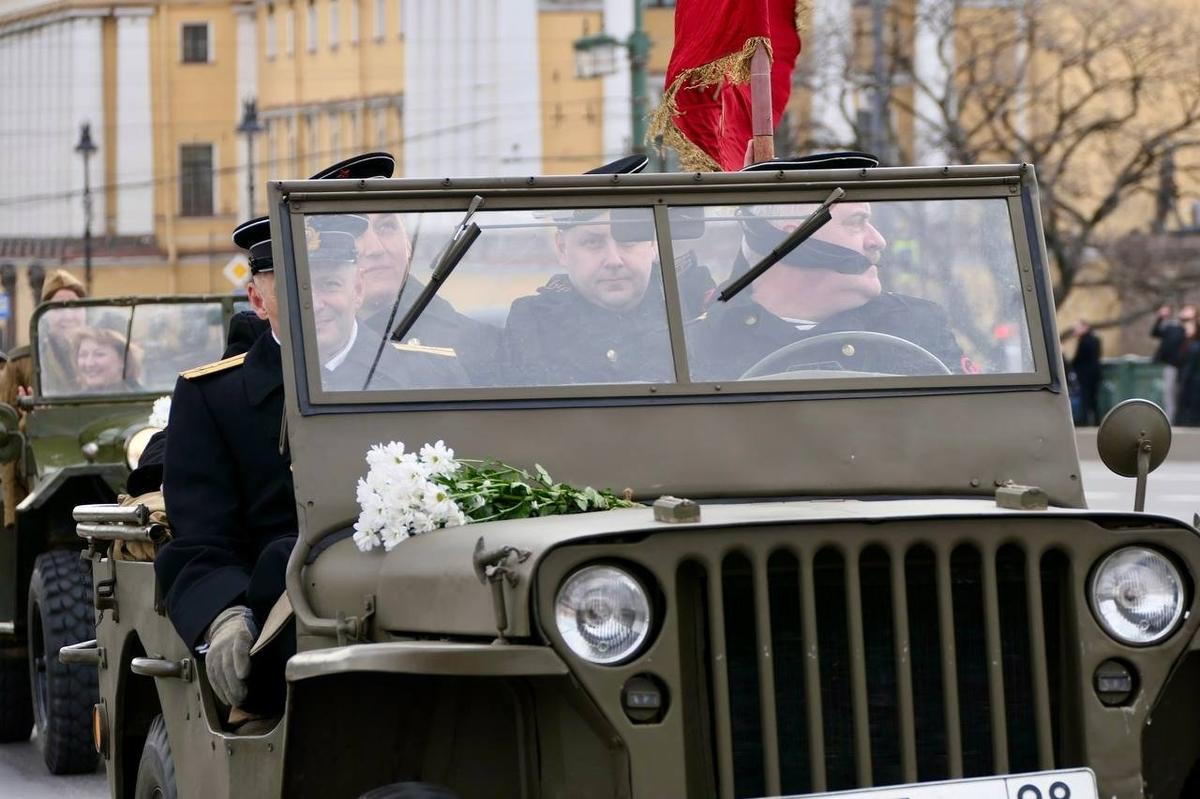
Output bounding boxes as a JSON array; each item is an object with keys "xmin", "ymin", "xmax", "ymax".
[{"xmin": 648, "ymin": 0, "xmax": 809, "ymax": 172}]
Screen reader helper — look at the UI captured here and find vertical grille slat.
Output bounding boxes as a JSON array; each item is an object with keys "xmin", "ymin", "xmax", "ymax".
[
  {"xmin": 752, "ymin": 553, "xmax": 782, "ymax": 796},
  {"xmin": 799, "ymin": 553, "xmax": 828, "ymax": 793},
  {"xmin": 697, "ymin": 535, "xmax": 1069, "ymax": 796},
  {"xmin": 936, "ymin": 545, "xmax": 965, "ymax": 778},
  {"xmin": 706, "ymin": 558, "xmax": 737, "ymax": 799},
  {"xmin": 845, "ymin": 550, "xmax": 874, "ymax": 787},
  {"xmin": 1025, "ymin": 547, "xmax": 1056, "ymax": 770},
  {"xmin": 890, "ymin": 548, "xmax": 919, "ymax": 784},
  {"xmin": 981, "ymin": 547, "xmax": 1010, "ymax": 774}
]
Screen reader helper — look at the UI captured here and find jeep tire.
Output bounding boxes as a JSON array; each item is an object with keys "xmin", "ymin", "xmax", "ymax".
[
  {"xmin": 134, "ymin": 715, "xmax": 176, "ymax": 799},
  {"xmin": 28, "ymin": 549, "xmax": 98, "ymax": 774},
  {"xmin": 0, "ymin": 649, "xmax": 32, "ymax": 742}
]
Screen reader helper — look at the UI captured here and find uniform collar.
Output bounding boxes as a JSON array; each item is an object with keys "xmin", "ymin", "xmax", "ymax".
[{"xmin": 243, "ymin": 332, "xmax": 284, "ymax": 406}]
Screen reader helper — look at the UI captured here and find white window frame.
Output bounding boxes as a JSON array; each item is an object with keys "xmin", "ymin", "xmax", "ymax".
[
  {"xmin": 285, "ymin": 6, "xmax": 295, "ymax": 55},
  {"xmin": 308, "ymin": 114, "xmax": 320, "ymax": 173},
  {"xmin": 350, "ymin": 0, "xmax": 360, "ymax": 44},
  {"xmin": 373, "ymin": 0, "xmax": 385, "ymax": 41},
  {"xmin": 374, "ymin": 106, "xmax": 387, "ymax": 148},
  {"xmin": 306, "ymin": 0, "xmax": 318, "ymax": 53},
  {"xmin": 329, "ymin": 0, "xmax": 340, "ymax": 48},
  {"xmin": 180, "ymin": 21, "xmax": 213, "ymax": 64},
  {"xmin": 330, "ymin": 112, "xmax": 341, "ymax": 161},
  {"xmin": 349, "ymin": 107, "xmax": 361, "ymax": 149},
  {"xmin": 265, "ymin": 6, "xmax": 278, "ymax": 59}
]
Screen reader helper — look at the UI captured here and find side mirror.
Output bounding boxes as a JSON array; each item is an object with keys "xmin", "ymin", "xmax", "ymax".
[{"xmin": 1096, "ymin": 398, "xmax": 1171, "ymax": 512}]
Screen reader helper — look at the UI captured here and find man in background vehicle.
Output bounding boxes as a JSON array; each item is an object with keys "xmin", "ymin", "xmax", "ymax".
[{"xmin": 687, "ymin": 200, "xmax": 966, "ymax": 380}]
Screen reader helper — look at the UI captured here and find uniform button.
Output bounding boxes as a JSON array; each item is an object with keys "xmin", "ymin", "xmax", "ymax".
[
  {"xmin": 744, "ymin": 314, "xmax": 757, "ymax": 326},
  {"xmin": 606, "ymin": 349, "xmax": 618, "ymax": 362},
  {"xmin": 841, "ymin": 344, "xmax": 856, "ymax": 357}
]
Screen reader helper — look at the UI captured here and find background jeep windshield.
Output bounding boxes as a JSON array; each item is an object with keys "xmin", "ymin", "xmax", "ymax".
[
  {"xmin": 298, "ymin": 197, "xmax": 1034, "ymax": 393},
  {"xmin": 37, "ymin": 302, "xmax": 227, "ymax": 398}
]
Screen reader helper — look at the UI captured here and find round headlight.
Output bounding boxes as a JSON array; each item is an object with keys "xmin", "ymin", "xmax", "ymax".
[
  {"xmin": 555, "ymin": 565, "xmax": 652, "ymax": 665},
  {"xmin": 1091, "ymin": 547, "xmax": 1186, "ymax": 646},
  {"xmin": 126, "ymin": 426, "xmax": 160, "ymax": 470}
]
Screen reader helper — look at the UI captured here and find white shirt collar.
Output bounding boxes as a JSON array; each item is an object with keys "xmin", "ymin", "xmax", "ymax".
[{"xmin": 323, "ymin": 321, "xmax": 358, "ymax": 371}]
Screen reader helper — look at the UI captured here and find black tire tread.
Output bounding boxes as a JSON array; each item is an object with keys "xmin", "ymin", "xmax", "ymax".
[
  {"xmin": 134, "ymin": 714, "xmax": 176, "ymax": 799},
  {"xmin": 29, "ymin": 549, "xmax": 98, "ymax": 774},
  {"xmin": 0, "ymin": 652, "xmax": 32, "ymax": 742}
]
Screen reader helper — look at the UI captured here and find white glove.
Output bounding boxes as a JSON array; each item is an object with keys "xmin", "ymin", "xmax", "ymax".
[{"xmin": 205, "ymin": 606, "xmax": 257, "ymax": 707}]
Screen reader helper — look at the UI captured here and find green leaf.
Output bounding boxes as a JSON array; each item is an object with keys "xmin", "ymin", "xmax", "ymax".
[{"xmin": 534, "ymin": 464, "xmax": 554, "ymax": 485}]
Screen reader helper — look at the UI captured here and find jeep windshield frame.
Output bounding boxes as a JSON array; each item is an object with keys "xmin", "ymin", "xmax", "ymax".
[
  {"xmin": 29, "ymin": 295, "xmax": 244, "ymax": 406},
  {"xmin": 271, "ymin": 164, "xmax": 1054, "ymax": 412}
]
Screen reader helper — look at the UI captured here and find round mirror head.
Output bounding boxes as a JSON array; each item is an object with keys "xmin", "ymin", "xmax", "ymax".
[{"xmin": 1097, "ymin": 398, "xmax": 1171, "ymax": 478}]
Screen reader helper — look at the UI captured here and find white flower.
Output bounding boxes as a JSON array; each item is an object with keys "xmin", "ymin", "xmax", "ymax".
[
  {"xmin": 419, "ymin": 440, "xmax": 459, "ymax": 477},
  {"xmin": 148, "ymin": 396, "xmax": 172, "ymax": 429},
  {"xmin": 353, "ymin": 440, "xmax": 468, "ymax": 552}
]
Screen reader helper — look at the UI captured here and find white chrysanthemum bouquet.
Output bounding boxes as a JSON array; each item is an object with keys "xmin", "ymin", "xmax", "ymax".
[
  {"xmin": 353, "ymin": 440, "xmax": 636, "ymax": 552},
  {"xmin": 148, "ymin": 396, "xmax": 172, "ymax": 429}
]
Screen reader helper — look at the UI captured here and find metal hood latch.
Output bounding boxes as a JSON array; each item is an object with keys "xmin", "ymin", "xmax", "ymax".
[{"xmin": 473, "ymin": 537, "xmax": 532, "ymax": 643}]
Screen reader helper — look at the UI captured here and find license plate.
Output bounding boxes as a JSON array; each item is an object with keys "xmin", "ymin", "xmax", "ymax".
[{"xmin": 777, "ymin": 769, "xmax": 1097, "ymax": 799}]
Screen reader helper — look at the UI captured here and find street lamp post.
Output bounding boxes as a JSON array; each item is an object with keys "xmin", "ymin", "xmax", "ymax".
[
  {"xmin": 574, "ymin": 1, "xmax": 650, "ymax": 156},
  {"xmin": 74, "ymin": 123, "xmax": 97, "ymax": 293},
  {"xmin": 237, "ymin": 99, "xmax": 265, "ymax": 217}
]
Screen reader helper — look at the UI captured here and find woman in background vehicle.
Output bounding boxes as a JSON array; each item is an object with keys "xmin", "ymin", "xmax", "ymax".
[{"xmin": 72, "ymin": 327, "xmax": 141, "ymax": 393}]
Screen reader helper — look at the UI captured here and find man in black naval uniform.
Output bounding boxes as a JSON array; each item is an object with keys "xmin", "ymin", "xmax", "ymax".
[
  {"xmin": 154, "ymin": 215, "xmax": 301, "ymax": 717},
  {"xmin": 687, "ymin": 197, "xmax": 967, "ymax": 381},
  {"xmin": 502, "ymin": 208, "xmax": 675, "ymax": 385}
]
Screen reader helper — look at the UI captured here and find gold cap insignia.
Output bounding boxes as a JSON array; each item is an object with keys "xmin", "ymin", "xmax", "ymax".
[{"xmin": 305, "ymin": 226, "xmax": 321, "ymax": 254}]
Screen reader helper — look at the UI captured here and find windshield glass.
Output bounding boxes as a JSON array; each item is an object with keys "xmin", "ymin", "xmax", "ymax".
[
  {"xmin": 296, "ymin": 195, "xmax": 1037, "ymax": 395},
  {"xmin": 37, "ymin": 301, "xmax": 228, "ymax": 397},
  {"xmin": 302, "ymin": 207, "xmax": 673, "ymax": 391}
]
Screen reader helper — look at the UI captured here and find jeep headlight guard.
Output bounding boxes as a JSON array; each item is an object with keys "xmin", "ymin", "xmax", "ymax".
[
  {"xmin": 125, "ymin": 426, "xmax": 159, "ymax": 470},
  {"xmin": 1090, "ymin": 546, "xmax": 1186, "ymax": 646},
  {"xmin": 555, "ymin": 565, "xmax": 652, "ymax": 665}
]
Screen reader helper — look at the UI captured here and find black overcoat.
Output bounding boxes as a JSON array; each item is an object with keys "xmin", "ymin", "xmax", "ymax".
[
  {"xmin": 686, "ymin": 291, "xmax": 967, "ymax": 381},
  {"xmin": 155, "ymin": 332, "xmax": 296, "ymax": 648}
]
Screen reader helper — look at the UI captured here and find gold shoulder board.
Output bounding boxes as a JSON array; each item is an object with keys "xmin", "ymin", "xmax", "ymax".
[
  {"xmin": 391, "ymin": 342, "xmax": 457, "ymax": 358},
  {"xmin": 181, "ymin": 353, "xmax": 247, "ymax": 380}
]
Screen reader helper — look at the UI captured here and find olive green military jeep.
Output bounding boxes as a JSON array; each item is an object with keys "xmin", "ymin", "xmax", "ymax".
[
  {"xmin": 0, "ymin": 295, "xmax": 239, "ymax": 774},
  {"xmin": 68, "ymin": 165, "xmax": 1200, "ymax": 799}
]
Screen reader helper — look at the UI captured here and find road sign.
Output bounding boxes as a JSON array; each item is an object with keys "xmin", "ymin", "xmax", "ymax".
[{"xmin": 223, "ymin": 254, "xmax": 251, "ymax": 288}]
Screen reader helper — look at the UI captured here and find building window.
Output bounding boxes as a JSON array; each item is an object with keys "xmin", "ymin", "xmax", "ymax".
[
  {"xmin": 330, "ymin": 0, "xmax": 340, "ymax": 47},
  {"xmin": 308, "ymin": 114, "xmax": 320, "ymax": 173},
  {"xmin": 181, "ymin": 23, "xmax": 210, "ymax": 63},
  {"xmin": 349, "ymin": 107, "xmax": 361, "ymax": 149},
  {"xmin": 307, "ymin": 1, "xmax": 317, "ymax": 51},
  {"xmin": 286, "ymin": 6, "xmax": 295, "ymax": 55},
  {"xmin": 395, "ymin": 0, "xmax": 403, "ymax": 38},
  {"xmin": 180, "ymin": 144, "xmax": 214, "ymax": 216},
  {"xmin": 350, "ymin": 0, "xmax": 360, "ymax": 43},
  {"xmin": 266, "ymin": 7, "xmax": 278, "ymax": 58},
  {"xmin": 373, "ymin": 0, "xmax": 384, "ymax": 40},
  {"xmin": 374, "ymin": 107, "xmax": 387, "ymax": 148},
  {"xmin": 330, "ymin": 112, "xmax": 341, "ymax": 161}
]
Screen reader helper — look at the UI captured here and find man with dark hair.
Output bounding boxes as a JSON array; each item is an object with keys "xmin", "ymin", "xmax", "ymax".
[{"xmin": 502, "ymin": 209, "xmax": 675, "ymax": 385}]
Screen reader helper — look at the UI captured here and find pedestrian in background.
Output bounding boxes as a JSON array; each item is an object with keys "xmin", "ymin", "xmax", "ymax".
[
  {"xmin": 1070, "ymin": 321, "xmax": 1103, "ymax": 426},
  {"xmin": 1174, "ymin": 315, "xmax": 1200, "ymax": 426},
  {"xmin": 1151, "ymin": 304, "xmax": 1196, "ymax": 423}
]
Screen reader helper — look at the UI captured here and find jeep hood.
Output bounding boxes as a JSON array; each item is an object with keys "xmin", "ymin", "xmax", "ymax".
[{"xmin": 303, "ymin": 498, "xmax": 1181, "ymax": 640}]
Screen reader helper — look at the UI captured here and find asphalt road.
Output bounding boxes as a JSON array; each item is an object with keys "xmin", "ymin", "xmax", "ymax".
[{"xmin": 0, "ymin": 437, "xmax": 1193, "ymax": 797}]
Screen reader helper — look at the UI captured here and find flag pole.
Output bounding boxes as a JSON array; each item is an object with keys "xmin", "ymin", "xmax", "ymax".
[{"xmin": 749, "ymin": 42, "xmax": 775, "ymax": 164}]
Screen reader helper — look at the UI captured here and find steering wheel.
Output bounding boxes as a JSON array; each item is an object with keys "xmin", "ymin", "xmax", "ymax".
[{"xmin": 740, "ymin": 330, "xmax": 952, "ymax": 379}]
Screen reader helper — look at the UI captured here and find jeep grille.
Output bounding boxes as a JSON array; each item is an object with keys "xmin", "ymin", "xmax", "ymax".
[{"xmin": 675, "ymin": 542, "xmax": 1071, "ymax": 798}]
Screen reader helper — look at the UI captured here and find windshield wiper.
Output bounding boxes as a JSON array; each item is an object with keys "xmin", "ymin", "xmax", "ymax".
[
  {"xmin": 718, "ymin": 187, "xmax": 845, "ymax": 303},
  {"xmin": 362, "ymin": 195, "xmax": 485, "ymax": 389}
]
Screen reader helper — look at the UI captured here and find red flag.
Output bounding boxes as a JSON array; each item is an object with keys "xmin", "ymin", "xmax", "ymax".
[{"xmin": 650, "ymin": 0, "xmax": 803, "ymax": 172}]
